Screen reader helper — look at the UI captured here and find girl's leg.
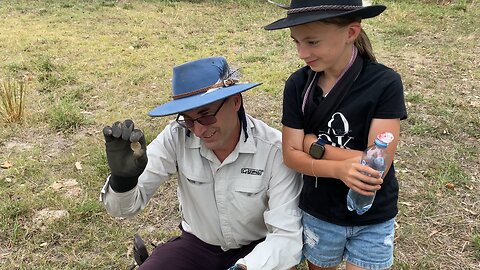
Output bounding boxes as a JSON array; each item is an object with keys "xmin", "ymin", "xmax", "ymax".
[
  {"xmin": 307, "ymin": 260, "xmax": 337, "ymax": 270},
  {"xmin": 344, "ymin": 218, "xmax": 395, "ymax": 270},
  {"xmin": 345, "ymin": 262, "xmax": 367, "ymax": 270},
  {"xmin": 302, "ymin": 212, "xmax": 346, "ymax": 270}
]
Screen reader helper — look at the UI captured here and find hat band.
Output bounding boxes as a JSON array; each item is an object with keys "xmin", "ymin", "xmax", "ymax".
[
  {"xmin": 172, "ymin": 79, "xmax": 238, "ymax": 100},
  {"xmin": 287, "ymin": 5, "xmax": 360, "ymax": 15}
]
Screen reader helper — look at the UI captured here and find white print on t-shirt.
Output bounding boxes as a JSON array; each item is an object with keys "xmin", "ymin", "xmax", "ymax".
[{"xmin": 318, "ymin": 112, "xmax": 353, "ymax": 149}]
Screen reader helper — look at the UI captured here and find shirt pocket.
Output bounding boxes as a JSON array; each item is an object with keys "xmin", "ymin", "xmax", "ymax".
[
  {"xmin": 177, "ymin": 171, "xmax": 214, "ymax": 222},
  {"xmin": 181, "ymin": 170, "xmax": 212, "ymax": 186},
  {"xmin": 234, "ymin": 180, "xmax": 266, "ymax": 197},
  {"xmin": 179, "ymin": 169, "xmax": 214, "ymax": 197},
  {"xmin": 230, "ymin": 178, "xmax": 267, "ymax": 221}
]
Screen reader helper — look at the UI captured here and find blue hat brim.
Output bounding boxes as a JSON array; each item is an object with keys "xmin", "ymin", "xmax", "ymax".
[{"xmin": 148, "ymin": 82, "xmax": 261, "ymax": 117}]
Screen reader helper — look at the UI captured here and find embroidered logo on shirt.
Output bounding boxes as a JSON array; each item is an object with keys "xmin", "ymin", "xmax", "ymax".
[{"xmin": 240, "ymin": 168, "xmax": 264, "ymax": 176}]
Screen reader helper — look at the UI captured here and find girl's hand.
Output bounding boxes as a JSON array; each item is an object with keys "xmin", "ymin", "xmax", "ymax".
[{"xmin": 337, "ymin": 157, "xmax": 383, "ymax": 196}]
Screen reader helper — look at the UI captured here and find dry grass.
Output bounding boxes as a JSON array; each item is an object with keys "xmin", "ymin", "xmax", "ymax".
[
  {"xmin": 0, "ymin": 0, "xmax": 478, "ymax": 269},
  {"xmin": 0, "ymin": 78, "xmax": 27, "ymax": 123}
]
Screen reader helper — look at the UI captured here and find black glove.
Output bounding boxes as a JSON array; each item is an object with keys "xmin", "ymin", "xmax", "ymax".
[{"xmin": 103, "ymin": 119, "xmax": 147, "ymax": 192}]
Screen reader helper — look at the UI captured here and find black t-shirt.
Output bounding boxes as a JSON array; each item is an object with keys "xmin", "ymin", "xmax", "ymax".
[{"xmin": 282, "ymin": 58, "xmax": 408, "ymax": 226}]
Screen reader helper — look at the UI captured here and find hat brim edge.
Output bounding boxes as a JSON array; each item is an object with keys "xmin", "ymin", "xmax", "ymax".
[
  {"xmin": 264, "ymin": 5, "xmax": 386, "ymax": 30},
  {"xmin": 148, "ymin": 83, "xmax": 262, "ymax": 117}
]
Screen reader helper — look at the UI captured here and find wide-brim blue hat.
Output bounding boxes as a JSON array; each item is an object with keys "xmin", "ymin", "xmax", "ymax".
[
  {"xmin": 148, "ymin": 57, "xmax": 261, "ymax": 117},
  {"xmin": 264, "ymin": 0, "xmax": 386, "ymax": 30}
]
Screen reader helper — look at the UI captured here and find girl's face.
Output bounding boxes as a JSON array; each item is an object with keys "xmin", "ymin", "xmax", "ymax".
[{"xmin": 290, "ymin": 21, "xmax": 357, "ymax": 73}]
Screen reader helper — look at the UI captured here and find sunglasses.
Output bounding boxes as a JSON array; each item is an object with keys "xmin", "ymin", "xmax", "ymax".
[{"xmin": 176, "ymin": 99, "xmax": 227, "ymax": 128}]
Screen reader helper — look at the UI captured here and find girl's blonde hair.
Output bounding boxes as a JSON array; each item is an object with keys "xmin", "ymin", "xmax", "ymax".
[{"xmin": 322, "ymin": 18, "xmax": 377, "ymax": 62}]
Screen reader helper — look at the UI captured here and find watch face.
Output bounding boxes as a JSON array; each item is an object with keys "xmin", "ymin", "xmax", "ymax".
[{"xmin": 310, "ymin": 143, "xmax": 325, "ymax": 159}]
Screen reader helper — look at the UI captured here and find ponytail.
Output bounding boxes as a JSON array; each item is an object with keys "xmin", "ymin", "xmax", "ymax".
[
  {"xmin": 355, "ymin": 28, "xmax": 376, "ymax": 62},
  {"xmin": 322, "ymin": 18, "xmax": 377, "ymax": 62}
]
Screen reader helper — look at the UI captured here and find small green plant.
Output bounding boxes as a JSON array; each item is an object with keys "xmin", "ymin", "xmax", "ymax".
[
  {"xmin": 0, "ymin": 77, "xmax": 27, "ymax": 123},
  {"xmin": 473, "ymin": 233, "xmax": 480, "ymax": 259},
  {"xmin": 405, "ymin": 92, "xmax": 424, "ymax": 103},
  {"xmin": 48, "ymin": 99, "xmax": 86, "ymax": 132}
]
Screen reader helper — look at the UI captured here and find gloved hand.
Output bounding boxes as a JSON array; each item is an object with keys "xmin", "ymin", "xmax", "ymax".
[{"xmin": 103, "ymin": 119, "xmax": 147, "ymax": 192}]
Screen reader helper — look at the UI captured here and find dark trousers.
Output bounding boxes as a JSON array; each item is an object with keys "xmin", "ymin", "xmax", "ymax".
[{"xmin": 139, "ymin": 230, "xmax": 263, "ymax": 270}]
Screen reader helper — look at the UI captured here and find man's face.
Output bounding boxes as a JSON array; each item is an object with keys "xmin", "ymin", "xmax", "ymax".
[{"xmin": 177, "ymin": 95, "xmax": 241, "ymax": 156}]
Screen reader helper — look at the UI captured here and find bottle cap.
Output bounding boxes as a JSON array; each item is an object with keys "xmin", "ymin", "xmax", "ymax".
[
  {"xmin": 377, "ymin": 132, "xmax": 394, "ymax": 144},
  {"xmin": 373, "ymin": 132, "xmax": 394, "ymax": 148}
]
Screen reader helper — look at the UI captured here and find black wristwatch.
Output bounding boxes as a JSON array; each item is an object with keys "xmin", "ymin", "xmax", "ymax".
[{"xmin": 309, "ymin": 138, "xmax": 327, "ymax": 159}]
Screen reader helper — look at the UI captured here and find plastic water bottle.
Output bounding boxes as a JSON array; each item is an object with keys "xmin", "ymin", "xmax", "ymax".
[{"xmin": 347, "ymin": 132, "xmax": 394, "ymax": 215}]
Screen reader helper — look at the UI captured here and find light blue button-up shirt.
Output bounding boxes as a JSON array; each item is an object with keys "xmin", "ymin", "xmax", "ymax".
[{"xmin": 101, "ymin": 115, "xmax": 303, "ymax": 270}]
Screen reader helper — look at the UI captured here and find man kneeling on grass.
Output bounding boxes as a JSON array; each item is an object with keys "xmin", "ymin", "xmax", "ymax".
[{"xmin": 100, "ymin": 57, "xmax": 303, "ymax": 270}]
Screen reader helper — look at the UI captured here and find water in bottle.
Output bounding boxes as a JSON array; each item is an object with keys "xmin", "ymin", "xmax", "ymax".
[{"xmin": 347, "ymin": 132, "xmax": 394, "ymax": 215}]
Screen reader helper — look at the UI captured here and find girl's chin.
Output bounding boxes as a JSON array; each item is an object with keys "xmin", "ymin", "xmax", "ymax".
[{"xmin": 309, "ymin": 66, "xmax": 324, "ymax": 72}]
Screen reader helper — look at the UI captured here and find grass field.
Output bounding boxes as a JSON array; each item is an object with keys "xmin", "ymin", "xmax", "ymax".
[{"xmin": 0, "ymin": 0, "xmax": 479, "ymax": 269}]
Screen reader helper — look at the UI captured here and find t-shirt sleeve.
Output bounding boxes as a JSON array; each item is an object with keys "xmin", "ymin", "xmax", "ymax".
[
  {"xmin": 374, "ymin": 71, "xmax": 408, "ymax": 120},
  {"xmin": 281, "ymin": 71, "xmax": 306, "ymax": 129}
]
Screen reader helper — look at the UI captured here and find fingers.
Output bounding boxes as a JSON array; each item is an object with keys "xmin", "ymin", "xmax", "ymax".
[
  {"xmin": 354, "ymin": 178, "xmax": 381, "ymax": 195},
  {"xmin": 356, "ymin": 170, "xmax": 383, "ymax": 185},
  {"xmin": 361, "ymin": 164, "xmax": 383, "ymax": 179},
  {"xmin": 103, "ymin": 126, "xmax": 114, "ymax": 142},
  {"xmin": 104, "ymin": 119, "xmax": 145, "ymax": 145},
  {"xmin": 342, "ymin": 161, "xmax": 383, "ymax": 195},
  {"xmin": 109, "ymin": 120, "xmax": 135, "ymax": 140},
  {"xmin": 129, "ymin": 129, "xmax": 145, "ymax": 144},
  {"xmin": 111, "ymin": 121, "xmax": 122, "ymax": 138},
  {"xmin": 350, "ymin": 185, "xmax": 377, "ymax": 196},
  {"xmin": 130, "ymin": 129, "xmax": 146, "ymax": 158},
  {"xmin": 122, "ymin": 119, "xmax": 134, "ymax": 141},
  {"xmin": 354, "ymin": 172, "xmax": 382, "ymax": 195},
  {"xmin": 130, "ymin": 129, "xmax": 147, "ymax": 165}
]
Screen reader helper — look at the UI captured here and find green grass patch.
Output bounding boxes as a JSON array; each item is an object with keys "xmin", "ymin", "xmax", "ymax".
[
  {"xmin": 48, "ymin": 99, "xmax": 87, "ymax": 132},
  {"xmin": 473, "ymin": 233, "xmax": 480, "ymax": 259},
  {"xmin": 34, "ymin": 56, "xmax": 76, "ymax": 93},
  {"xmin": 425, "ymin": 159, "xmax": 470, "ymax": 187}
]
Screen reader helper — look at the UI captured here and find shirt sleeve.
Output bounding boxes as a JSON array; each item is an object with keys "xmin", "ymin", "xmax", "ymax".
[
  {"xmin": 281, "ymin": 69, "xmax": 307, "ymax": 130},
  {"xmin": 100, "ymin": 123, "xmax": 178, "ymax": 217},
  {"xmin": 240, "ymin": 147, "xmax": 303, "ymax": 270},
  {"xmin": 374, "ymin": 71, "xmax": 408, "ymax": 120}
]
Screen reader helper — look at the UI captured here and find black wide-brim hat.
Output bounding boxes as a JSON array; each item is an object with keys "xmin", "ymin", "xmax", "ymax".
[{"xmin": 264, "ymin": 0, "xmax": 386, "ymax": 30}]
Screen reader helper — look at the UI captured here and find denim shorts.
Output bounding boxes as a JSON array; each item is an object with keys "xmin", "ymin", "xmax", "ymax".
[{"xmin": 302, "ymin": 211, "xmax": 395, "ymax": 270}]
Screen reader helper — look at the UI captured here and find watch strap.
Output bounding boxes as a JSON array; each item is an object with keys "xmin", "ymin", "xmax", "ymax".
[{"xmin": 315, "ymin": 138, "xmax": 327, "ymax": 146}]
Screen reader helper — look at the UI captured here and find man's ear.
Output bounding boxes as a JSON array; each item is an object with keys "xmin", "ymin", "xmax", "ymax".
[
  {"xmin": 231, "ymin": 93, "xmax": 242, "ymax": 112},
  {"xmin": 347, "ymin": 22, "xmax": 362, "ymax": 43}
]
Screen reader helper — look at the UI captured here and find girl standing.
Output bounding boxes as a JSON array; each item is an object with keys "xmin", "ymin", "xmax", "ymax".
[{"xmin": 265, "ymin": 1, "xmax": 407, "ymax": 269}]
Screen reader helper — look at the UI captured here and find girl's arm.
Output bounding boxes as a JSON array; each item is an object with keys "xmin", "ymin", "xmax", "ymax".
[
  {"xmin": 303, "ymin": 134, "xmax": 363, "ymax": 160},
  {"xmin": 367, "ymin": 118, "xmax": 401, "ymax": 175},
  {"xmin": 282, "ymin": 125, "xmax": 382, "ymax": 195},
  {"xmin": 282, "ymin": 126, "xmax": 339, "ymax": 177},
  {"xmin": 303, "ymin": 119, "xmax": 400, "ymax": 165}
]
